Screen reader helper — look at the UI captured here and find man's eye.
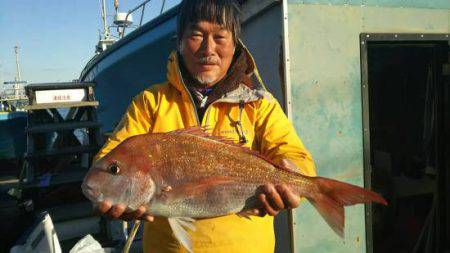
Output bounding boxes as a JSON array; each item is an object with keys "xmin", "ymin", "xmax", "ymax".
[
  {"xmin": 214, "ymin": 34, "xmax": 229, "ymax": 42},
  {"xmin": 191, "ymin": 33, "xmax": 203, "ymax": 39}
]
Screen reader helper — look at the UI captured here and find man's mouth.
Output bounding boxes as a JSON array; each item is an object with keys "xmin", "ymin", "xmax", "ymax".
[
  {"xmin": 199, "ymin": 63, "xmax": 217, "ymax": 70},
  {"xmin": 197, "ymin": 56, "xmax": 220, "ymax": 65}
]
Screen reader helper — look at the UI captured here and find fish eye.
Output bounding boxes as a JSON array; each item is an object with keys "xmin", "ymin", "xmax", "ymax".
[{"xmin": 109, "ymin": 164, "xmax": 120, "ymax": 175}]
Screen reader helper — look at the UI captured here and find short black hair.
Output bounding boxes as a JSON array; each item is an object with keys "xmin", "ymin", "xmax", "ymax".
[{"xmin": 177, "ymin": 0, "xmax": 241, "ymax": 45}]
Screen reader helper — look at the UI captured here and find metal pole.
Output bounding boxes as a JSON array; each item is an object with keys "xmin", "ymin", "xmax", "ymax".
[
  {"xmin": 140, "ymin": 4, "xmax": 145, "ymax": 26},
  {"xmin": 101, "ymin": 0, "xmax": 109, "ymax": 39},
  {"xmin": 280, "ymin": 0, "xmax": 295, "ymax": 250},
  {"xmin": 14, "ymin": 45, "xmax": 21, "ymax": 82},
  {"xmin": 14, "ymin": 45, "xmax": 21, "ymax": 99},
  {"xmin": 160, "ymin": 0, "xmax": 166, "ymax": 14},
  {"xmin": 0, "ymin": 59, "xmax": 3, "ymax": 86}
]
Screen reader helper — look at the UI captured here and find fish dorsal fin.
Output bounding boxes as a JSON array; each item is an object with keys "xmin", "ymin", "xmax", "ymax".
[
  {"xmin": 169, "ymin": 127, "xmax": 302, "ymax": 176},
  {"xmin": 168, "ymin": 217, "xmax": 196, "ymax": 253}
]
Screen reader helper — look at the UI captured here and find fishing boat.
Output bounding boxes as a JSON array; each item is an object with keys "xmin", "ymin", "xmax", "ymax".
[
  {"xmin": 78, "ymin": 0, "xmax": 450, "ymax": 252},
  {"xmin": 0, "ymin": 45, "xmax": 28, "ymax": 161}
]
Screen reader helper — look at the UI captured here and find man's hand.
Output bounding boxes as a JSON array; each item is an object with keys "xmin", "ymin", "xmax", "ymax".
[
  {"xmin": 94, "ymin": 200, "xmax": 154, "ymax": 222},
  {"xmin": 256, "ymin": 183, "xmax": 301, "ymax": 216},
  {"xmin": 243, "ymin": 159, "xmax": 302, "ymax": 217}
]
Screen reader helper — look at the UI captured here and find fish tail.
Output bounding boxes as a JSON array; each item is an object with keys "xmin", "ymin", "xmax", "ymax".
[{"xmin": 306, "ymin": 177, "xmax": 387, "ymax": 238}]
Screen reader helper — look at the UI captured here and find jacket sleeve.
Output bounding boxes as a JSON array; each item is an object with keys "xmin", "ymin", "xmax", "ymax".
[
  {"xmin": 93, "ymin": 91, "xmax": 154, "ymax": 162},
  {"xmin": 255, "ymin": 96, "xmax": 317, "ymax": 177}
]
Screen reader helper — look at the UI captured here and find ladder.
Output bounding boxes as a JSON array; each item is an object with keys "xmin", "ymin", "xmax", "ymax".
[{"xmin": 21, "ymin": 82, "xmax": 102, "ymax": 188}]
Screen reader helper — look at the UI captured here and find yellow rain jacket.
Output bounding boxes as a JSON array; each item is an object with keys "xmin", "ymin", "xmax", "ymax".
[{"xmin": 94, "ymin": 44, "xmax": 316, "ymax": 253}]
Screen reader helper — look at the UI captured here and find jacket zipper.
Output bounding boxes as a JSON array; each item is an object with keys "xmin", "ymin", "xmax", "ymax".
[
  {"xmin": 176, "ymin": 66, "xmax": 221, "ymax": 127},
  {"xmin": 177, "ymin": 68, "xmax": 201, "ymax": 125},
  {"xmin": 203, "ymin": 100, "xmax": 248, "ymax": 144}
]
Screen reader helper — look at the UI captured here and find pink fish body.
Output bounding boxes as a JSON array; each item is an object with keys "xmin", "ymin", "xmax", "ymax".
[{"xmin": 82, "ymin": 128, "xmax": 387, "ymax": 252}]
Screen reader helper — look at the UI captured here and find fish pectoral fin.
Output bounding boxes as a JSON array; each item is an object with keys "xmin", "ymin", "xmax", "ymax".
[{"xmin": 168, "ymin": 217, "xmax": 196, "ymax": 253}]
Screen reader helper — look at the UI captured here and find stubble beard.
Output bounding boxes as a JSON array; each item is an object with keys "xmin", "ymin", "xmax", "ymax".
[
  {"xmin": 194, "ymin": 56, "xmax": 221, "ymax": 86},
  {"xmin": 194, "ymin": 72, "xmax": 218, "ymax": 85}
]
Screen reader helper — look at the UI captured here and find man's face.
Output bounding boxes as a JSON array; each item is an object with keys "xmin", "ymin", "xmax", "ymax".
[{"xmin": 180, "ymin": 21, "xmax": 236, "ymax": 86}]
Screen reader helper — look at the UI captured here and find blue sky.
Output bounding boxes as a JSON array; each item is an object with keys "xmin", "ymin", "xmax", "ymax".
[{"xmin": 0, "ymin": 0, "xmax": 180, "ymax": 86}]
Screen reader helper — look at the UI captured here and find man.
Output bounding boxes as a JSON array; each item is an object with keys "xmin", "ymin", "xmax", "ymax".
[{"xmin": 94, "ymin": 0, "xmax": 316, "ymax": 252}]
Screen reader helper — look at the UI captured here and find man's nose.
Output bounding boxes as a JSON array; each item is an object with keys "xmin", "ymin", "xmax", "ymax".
[{"xmin": 201, "ymin": 36, "xmax": 216, "ymax": 56}]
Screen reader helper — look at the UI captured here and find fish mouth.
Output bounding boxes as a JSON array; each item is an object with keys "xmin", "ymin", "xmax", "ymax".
[{"xmin": 81, "ymin": 183, "xmax": 102, "ymax": 202}]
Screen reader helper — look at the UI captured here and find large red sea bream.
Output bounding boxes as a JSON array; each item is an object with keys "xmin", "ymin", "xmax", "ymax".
[{"xmin": 82, "ymin": 127, "xmax": 387, "ymax": 252}]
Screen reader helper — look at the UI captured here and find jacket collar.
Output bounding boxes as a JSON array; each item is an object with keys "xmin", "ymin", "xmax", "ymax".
[{"xmin": 166, "ymin": 41, "xmax": 270, "ymax": 103}]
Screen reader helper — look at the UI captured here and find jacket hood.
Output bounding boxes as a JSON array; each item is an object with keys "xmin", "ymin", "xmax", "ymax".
[{"xmin": 166, "ymin": 41, "xmax": 271, "ymax": 103}]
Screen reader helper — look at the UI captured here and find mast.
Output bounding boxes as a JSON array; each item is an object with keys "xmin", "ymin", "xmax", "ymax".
[
  {"xmin": 101, "ymin": 0, "xmax": 110, "ymax": 39},
  {"xmin": 0, "ymin": 59, "xmax": 3, "ymax": 87},
  {"xmin": 14, "ymin": 45, "xmax": 22, "ymax": 99},
  {"xmin": 1, "ymin": 45, "xmax": 27, "ymax": 102},
  {"xmin": 96, "ymin": 0, "xmax": 116, "ymax": 53},
  {"xmin": 95, "ymin": 0, "xmax": 134, "ymax": 53},
  {"xmin": 14, "ymin": 45, "xmax": 22, "ymax": 83}
]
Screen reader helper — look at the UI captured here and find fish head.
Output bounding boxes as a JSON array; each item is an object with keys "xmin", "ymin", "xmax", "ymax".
[{"xmin": 82, "ymin": 138, "xmax": 156, "ymax": 210}]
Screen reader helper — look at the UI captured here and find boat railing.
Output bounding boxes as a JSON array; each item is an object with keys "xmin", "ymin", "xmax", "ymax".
[{"xmin": 122, "ymin": 0, "xmax": 167, "ymax": 38}]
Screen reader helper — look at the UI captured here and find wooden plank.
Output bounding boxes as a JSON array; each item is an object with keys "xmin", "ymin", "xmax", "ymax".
[
  {"xmin": 24, "ymin": 101, "xmax": 99, "ymax": 110},
  {"xmin": 26, "ymin": 121, "xmax": 102, "ymax": 133}
]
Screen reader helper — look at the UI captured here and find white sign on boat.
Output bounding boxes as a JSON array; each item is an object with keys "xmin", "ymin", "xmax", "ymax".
[{"xmin": 35, "ymin": 89, "xmax": 87, "ymax": 104}]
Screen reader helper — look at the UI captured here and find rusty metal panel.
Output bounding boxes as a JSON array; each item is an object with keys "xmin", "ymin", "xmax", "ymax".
[{"xmin": 285, "ymin": 2, "xmax": 450, "ymax": 252}]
